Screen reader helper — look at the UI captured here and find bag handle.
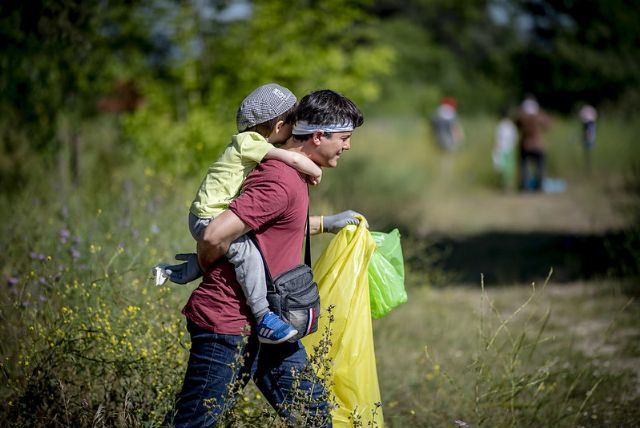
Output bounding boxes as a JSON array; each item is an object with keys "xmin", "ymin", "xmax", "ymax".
[
  {"xmin": 250, "ymin": 194, "xmax": 311, "ymax": 292},
  {"xmin": 304, "ymin": 203, "xmax": 311, "ymax": 267}
]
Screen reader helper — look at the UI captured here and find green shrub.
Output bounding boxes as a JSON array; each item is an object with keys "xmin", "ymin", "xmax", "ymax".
[{"xmin": 122, "ymin": 80, "xmax": 232, "ymax": 179}]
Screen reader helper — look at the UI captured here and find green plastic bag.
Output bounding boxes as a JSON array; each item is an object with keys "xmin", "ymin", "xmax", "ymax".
[{"xmin": 368, "ymin": 229, "xmax": 407, "ymax": 319}]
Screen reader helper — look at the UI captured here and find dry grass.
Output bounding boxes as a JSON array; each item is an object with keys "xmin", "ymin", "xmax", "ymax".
[{"xmin": 373, "ymin": 280, "xmax": 640, "ymax": 427}]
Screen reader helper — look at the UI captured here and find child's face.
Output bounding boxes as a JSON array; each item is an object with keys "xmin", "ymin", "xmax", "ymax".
[{"xmin": 268, "ymin": 121, "xmax": 293, "ymax": 145}]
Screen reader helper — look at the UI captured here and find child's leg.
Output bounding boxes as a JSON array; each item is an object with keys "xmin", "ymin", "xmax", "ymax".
[
  {"xmin": 226, "ymin": 235, "xmax": 270, "ymax": 321},
  {"xmin": 227, "ymin": 236, "xmax": 298, "ymax": 344},
  {"xmin": 188, "ymin": 213, "xmax": 211, "ymax": 241}
]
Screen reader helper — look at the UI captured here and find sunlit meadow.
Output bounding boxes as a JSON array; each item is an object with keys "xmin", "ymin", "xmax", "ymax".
[{"xmin": 1, "ymin": 112, "xmax": 639, "ymax": 426}]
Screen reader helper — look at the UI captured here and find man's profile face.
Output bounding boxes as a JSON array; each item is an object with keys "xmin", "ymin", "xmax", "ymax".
[{"xmin": 316, "ymin": 131, "xmax": 352, "ymax": 168}]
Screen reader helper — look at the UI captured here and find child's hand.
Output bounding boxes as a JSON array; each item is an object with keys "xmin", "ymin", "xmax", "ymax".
[{"xmin": 307, "ymin": 172, "xmax": 322, "ymax": 186}]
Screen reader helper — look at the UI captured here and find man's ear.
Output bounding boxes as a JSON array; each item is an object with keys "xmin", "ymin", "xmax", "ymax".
[{"xmin": 312, "ymin": 130, "xmax": 324, "ymax": 146}]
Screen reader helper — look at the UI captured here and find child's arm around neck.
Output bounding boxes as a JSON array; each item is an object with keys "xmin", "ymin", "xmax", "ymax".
[{"xmin": 264, "ymin": 147, "xmax": 322, "ymax": 185}]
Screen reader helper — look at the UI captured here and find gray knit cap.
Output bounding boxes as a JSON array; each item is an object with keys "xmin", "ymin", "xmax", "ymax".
[{"xmin": 236, "ymin": 83, "xmax": 297, "ymax": 132}]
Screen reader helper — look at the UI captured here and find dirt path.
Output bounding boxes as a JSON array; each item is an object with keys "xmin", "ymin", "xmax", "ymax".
[{"xmin": 414, "ymin": 177, "xmax": 634, "ymax": 236}]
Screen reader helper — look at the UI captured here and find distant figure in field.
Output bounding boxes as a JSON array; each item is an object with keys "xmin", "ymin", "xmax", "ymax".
[
  {"xmin": 516, "ymin": 95, "xmax": 550, "ymax": 191},
  {"xmin": 493, "ymin": 109, "xmax": 517, "ymax": 192},
  {"xmin": 431, "ymin": 96, "xmax": 464, "ymax": 152},
  {"xmin": 579, "ymin": 104, "xmax": 598, "ymax": 173}
]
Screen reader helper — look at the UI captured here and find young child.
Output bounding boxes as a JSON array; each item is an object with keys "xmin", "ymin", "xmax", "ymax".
[{"xmin": 157, "ymin": 83, "xmax": 322, "ymax": 344}]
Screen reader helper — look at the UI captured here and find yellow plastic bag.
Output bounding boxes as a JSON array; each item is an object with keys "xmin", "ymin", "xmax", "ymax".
[{"xmin": 302, "ymin": 220, "xmax": 384, "ymax": 427}]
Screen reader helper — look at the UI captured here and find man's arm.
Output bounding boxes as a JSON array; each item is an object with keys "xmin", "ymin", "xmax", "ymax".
[
  {"xmin": 309, "ymin": 215, "xmax": 322, "ymax": 235},
  {"xmin": 310, "ymin": 210, "xmax": 365, "ymax": 235},
  {"xmin": 197, "ymin": 210, "xmax": 251, "ymax": 271}
]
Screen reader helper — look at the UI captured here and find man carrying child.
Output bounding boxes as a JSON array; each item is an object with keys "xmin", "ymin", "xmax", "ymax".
[{"xmin": 169, "ymin": 87, "xmax": 364, "ymax": 427}]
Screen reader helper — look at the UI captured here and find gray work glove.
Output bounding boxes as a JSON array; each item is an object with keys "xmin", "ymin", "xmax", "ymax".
[
  {"xmin": 165, "ymin": 253, "xmax": 203, "ymax": 284},
  {"xmin": 323, "ymin": 210, "xmax": 366, "ymax": 233}
]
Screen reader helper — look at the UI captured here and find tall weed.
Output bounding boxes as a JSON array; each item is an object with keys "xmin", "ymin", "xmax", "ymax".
[{"xmin": 374, "ymin": 274, "xmax": 639, "ymax": 427}]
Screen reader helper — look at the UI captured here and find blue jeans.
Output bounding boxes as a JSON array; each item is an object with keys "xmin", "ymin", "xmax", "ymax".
[
  {"xmin": 170, "ymin": 322, "xmax": 332, "ymax": 427},
  {"xmin": 520, "ymin": 149, "xmax": 545, "ymax": 191}
]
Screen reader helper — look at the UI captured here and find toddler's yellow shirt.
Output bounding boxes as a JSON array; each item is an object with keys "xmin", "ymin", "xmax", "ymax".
[{"xmin": 190, "ymin": 131, "xmax": 272, "ymax": 218}]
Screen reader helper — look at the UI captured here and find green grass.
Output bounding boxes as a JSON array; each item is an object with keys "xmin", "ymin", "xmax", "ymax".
[
  {"xmin": 374, "ymin": 278, "xmax": 640, "ymax": 427},
  {"xmin": 1, "ymin": 111, "xmax": 639, "ymax": 426},
  {"xmin": 317, "ymin": 112, "xmax": 640, "ymax": 235}
]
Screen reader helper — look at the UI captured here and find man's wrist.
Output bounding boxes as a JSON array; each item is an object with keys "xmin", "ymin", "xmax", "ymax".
[{"xmin": 196, "ymin": 242, "xmax": 208, "ymax": 273}]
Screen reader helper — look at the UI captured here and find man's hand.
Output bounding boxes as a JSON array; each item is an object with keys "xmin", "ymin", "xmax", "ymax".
[
  {"xmin": 165, "ymin": 253, "xmax": 202, "ymax": 284},
  {"xmin": 153, "ymin": 264, "xmax": 170, "ymax": 286},
  {"xmin": 323, "ymin": 210, "xmax": 366, "ymax": 233}
]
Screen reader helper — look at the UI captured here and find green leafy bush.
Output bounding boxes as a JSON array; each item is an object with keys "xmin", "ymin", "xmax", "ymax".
[{"xmin": 122, "ymin": 80, "xmax": 232, "ymax": 178}]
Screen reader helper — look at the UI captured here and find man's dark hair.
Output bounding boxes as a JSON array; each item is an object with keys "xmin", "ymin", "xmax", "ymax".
[
  {"xmin": 292, "ymin": 90, "xmax": 364, "ymax": 140},
  {"xmin": 245, "ymin": 103, "xmax": 297, "ymax": 138}
]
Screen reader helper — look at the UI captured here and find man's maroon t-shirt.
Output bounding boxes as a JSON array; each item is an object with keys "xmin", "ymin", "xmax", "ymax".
[{"xmin": 182, "ymin": 159, "xmax": 309, "ymax": 334}]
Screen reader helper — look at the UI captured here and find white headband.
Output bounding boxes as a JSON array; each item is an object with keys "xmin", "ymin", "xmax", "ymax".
[{"xmin": 291, "ymin": 120, "xmax": 354, "ymax": 135}]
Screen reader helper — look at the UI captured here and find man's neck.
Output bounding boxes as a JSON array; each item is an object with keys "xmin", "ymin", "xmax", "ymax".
[{"xmin": 281, "ymin": 138, "xmax": 308, "ymax": 155}]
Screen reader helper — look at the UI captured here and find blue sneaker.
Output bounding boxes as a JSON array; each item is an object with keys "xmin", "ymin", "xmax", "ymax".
[{"xmin": 257, "ymin": 312, "xmax": 298, "ymax": 344}]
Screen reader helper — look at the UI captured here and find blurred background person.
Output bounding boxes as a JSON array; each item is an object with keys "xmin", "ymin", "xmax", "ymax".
[
  {"xmin": 493, "ymin": 108, "xmax": 517, "ymax": 192},
  {"xmin": 431, "ymin": 96, "xmax": 464, "ymax": 152},
  {"xmin": 579, "ymin": 104, "xmax": 598, "ymax": 173},
  {"xmin": 516, "ymin": 95, "xmax": 550, "ymax": 191}
]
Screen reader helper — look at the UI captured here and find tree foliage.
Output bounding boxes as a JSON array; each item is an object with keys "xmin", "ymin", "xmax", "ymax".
[
  {"xmin": 2, "ymin": 0, "xmax": 638, "ymax": 187},
  {"xmin": 514, "ymin": 0, "xmax": 640, "ymax": 113},
  {"xmin": 0, "ymin": 0, "xmax": 151, "ymax": 188},
  {"xmin": 123, "ymin": 0, "xmax": 394, "ymax": 177},
  {"xmin": 370, "ymin": 0, "xmax": 640, "ymax": 114},
  {"xmin": 0, "ymin": 0, "xmax": 150, "ymax": 144},
  {"xmin": 0, "ymin": 0, "xmax": 394, "ymax": 182}
]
